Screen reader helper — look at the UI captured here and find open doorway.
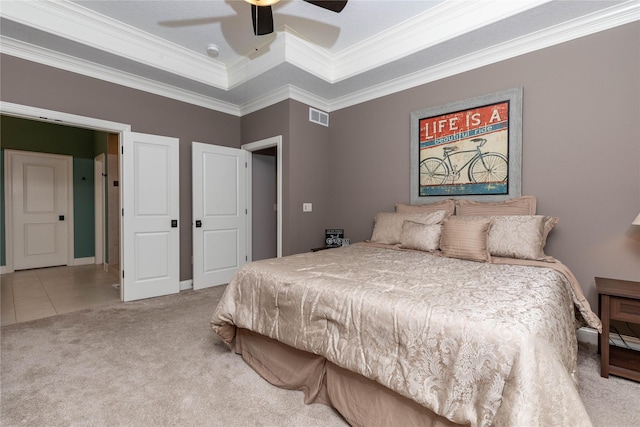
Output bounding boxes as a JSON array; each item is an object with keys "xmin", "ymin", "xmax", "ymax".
[
  {"xmin": 1, "ymin": 104, "xmax": 129, "ymax": 325},
  {"xmin": 1, "ymin": 115, "xmax": 120, "ymax": 274},
  {"xmin": 242, "ymin": 136, "xmax": 283, "ymax": 260},
  {"xmin": 251, "ymin": 149, "xmax": 277, "ymax": 260}
]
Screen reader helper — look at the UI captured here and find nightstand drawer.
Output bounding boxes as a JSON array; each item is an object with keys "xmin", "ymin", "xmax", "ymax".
[{"xmin": 611, "ymin": 296, "xmax": 640, "ymax": 323}]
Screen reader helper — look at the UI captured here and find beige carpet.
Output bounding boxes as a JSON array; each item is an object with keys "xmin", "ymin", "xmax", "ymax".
[{"xmin": 1, "ymin": 285, "xmax": 639, "ymax": 426}]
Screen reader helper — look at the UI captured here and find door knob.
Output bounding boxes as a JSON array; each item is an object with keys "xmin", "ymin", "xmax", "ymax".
[
  {"xmin": 195, "ymin": 220, "xmax": 202, "ymax": 228},
  {"xmin": 171, "ymin": 219, "xmax": 178, "ymax": 228},
  {"xmin": 59, "ymin": 215, "xmax": 65, "ymax": 221}
]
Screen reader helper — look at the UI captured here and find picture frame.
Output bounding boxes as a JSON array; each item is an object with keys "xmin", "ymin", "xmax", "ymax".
[{"xmin": 410, "ymin": 87, "xmax": 523, "ymax": 204}]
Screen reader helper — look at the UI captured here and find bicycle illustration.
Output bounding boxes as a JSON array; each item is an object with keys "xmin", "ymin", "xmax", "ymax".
[{"xmin": 419, "ymin": 138, "xmax": 508, "ymax": 186}]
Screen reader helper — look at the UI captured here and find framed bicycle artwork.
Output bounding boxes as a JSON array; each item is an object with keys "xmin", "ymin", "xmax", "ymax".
[{"xmin": 410, "ymin": 87, "xmax": 523, "ymax": 203}]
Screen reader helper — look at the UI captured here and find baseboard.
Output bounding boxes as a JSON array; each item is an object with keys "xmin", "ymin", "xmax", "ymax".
[
  {"xmin": 578, "ymin": 326, "xmax": 640, "ymax": 351},
  {"xmin": 577, "ymin": 327, "xmax": 599, "ymax": 346},
  {"xmin": 180, "ymin": 280, "xmax": 193, "ymax": 291},
  {"xmin": 72, "ymin": 257, "xmax": 96, "ymax": 266}
]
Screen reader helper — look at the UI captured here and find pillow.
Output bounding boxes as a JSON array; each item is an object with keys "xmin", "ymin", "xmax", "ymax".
[
  {"xmin": 395, "ymin": 199, "xmax": 455, "ymax": 217},
  {"xmin": 399, "ymin": 221, "xmax": 442, "ymax": 252},
  {"xmin": 541, "ymin": 216, "xmax": 560, "ymax": 255},
  {"xmin": 370, "ymin": 210, "xmax": 448, "ymax": 244},
  {"xmin": 465, "ymin": 215, "xmax": 559, "ymax": 260},
  {"xmin": 439, "ymin": 217, "xmax": 492, "ymax": 262},
  {"xmin": 455, "ymin": 196, "xmax": 537, "ymax": 216}
]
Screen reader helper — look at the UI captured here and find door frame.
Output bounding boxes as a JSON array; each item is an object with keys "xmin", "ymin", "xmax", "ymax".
[
  {"xmin": 242, "ymin": 135, "xmax": 283, "ymax": 258},
  {"xmin": 4, "ymin": 150, "xmax": 74, "ymax": 272},
  {"xmin": 1, "ymin": 102, "xmax": 130, "ymax": 297},
  {"xmin": 94, "ymin": 153, "xmax": 106, "ymax": 268}
]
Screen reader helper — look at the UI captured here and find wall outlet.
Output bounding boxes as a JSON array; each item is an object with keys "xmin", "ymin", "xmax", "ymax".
[{"xmin": 303, "ymin": 203, "xmax": 312, "ymax": 212}]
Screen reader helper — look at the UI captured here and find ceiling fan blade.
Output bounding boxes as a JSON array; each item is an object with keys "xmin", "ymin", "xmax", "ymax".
[
  {"xmin": 251, "ymin": 4, "xmax": 274, "ymax": 35},
  {"xmin": 302, "ymin": 1, "xmax": 348, "ymax": 13}
]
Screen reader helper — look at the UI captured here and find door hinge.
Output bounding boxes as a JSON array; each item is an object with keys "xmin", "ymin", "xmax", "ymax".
[
  {"xmin": 245, "ymin": 209, "xmax": 248, "ymax": 214},
  {"xmin": 246, "ymin": 255, "xmax": 248, "ymax": 261},
  {"xmin": 122, "ymin": 208, "xmax": 124, "ymax": 217},
  {"xmin": 121, "ymin": 146, "xmax": 123, "ymax": 155},
  {"xmin": 122, "ymin": 270, "xmax": 124, "ymax": 278},
  {"xmin": 245, "ymin": 161, "xmax": 248, "ymax": 168}
]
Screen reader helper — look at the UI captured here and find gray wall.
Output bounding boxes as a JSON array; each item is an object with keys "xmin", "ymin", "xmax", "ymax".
[
  {"xmin": 327, "ymin": 22, "xmax": 640, "ymax": 308},
  {"xmin": 0, "ymin": 55, "xmax": 241, "ymax": 281},
  {"xmin": 251, "ymin": 153, "xmax": 277, "ymax": 261},
  {"xmin": 240, "ymin": 99, "xmax": 331, "ymax": 255}
]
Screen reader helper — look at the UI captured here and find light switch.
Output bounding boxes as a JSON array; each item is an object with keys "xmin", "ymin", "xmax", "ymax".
[{"xmin": 303, "ymin": 203, "xmax": 313, "ymax": 212}]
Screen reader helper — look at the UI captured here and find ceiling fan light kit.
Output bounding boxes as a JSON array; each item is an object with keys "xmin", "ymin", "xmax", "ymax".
[{"xmin": 244, "ymin": 0, "xmax": 281, "ymax": 6}]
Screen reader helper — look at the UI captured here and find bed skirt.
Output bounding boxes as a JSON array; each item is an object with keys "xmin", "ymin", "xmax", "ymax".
[{"xmin": 235, "ymin": 328, "xmax": 463, "ymax": 427}]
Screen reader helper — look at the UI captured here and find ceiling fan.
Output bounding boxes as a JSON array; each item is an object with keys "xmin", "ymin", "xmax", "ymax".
[{"xmin": 245, "ymin": 0, "xmax": 348, "ymax": 36}]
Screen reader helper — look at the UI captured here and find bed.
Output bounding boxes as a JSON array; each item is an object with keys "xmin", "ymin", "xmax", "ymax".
[{"xmin": 211, "ymin": 197, "xmax": 601, "ymax": 427}]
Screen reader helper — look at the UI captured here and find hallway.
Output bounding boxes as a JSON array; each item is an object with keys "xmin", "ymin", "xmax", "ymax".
[{"xmin": 1, "ymin": 264, "xmax": 120, "ymax": 326}]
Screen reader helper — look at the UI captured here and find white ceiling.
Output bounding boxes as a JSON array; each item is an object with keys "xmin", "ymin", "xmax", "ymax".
[{"xmin": 1, "ymin": 0, "xmax": 638, "ymax": 116}]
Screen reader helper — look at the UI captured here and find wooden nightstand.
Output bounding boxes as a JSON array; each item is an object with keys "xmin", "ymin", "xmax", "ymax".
[{"xmin": 596, "ymin": 277, "xmax": 640, "ymax": 382}]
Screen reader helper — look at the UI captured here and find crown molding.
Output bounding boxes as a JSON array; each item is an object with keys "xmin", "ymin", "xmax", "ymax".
[
  {"xmin": 0, "ymin": 36, "xmax": 241, "ymax": 116},
  {"xmin": 1, "ymin": 1, "xmax": 637, "ymax": 116},
  {"xmin": 328, "ymin": 0, "xmax": 640, "ymax": 112},
  {"xmin": 239, "ymin": 84, "xmax": 330, "ymax": 116},
  {"xmin": 282, "ymin": 27, "xmax": 336, "ymax": 82},
  {"xmin": 0, "ymin": 0, "xmax": 229, "ymax": 88},
  {"xmin": 226, "ymin": 32, "xmax": 288, "ymax": 90},
  {"xmin": 0, "ymin": 0, "xmax": 551, "ymax": 89},
  {"xmin": 331, "ymin": 0, "xmax": 551, "ymax": 83}
]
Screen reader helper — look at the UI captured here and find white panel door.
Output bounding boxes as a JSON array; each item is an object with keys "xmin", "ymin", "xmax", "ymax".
[
  {"xmin": 122, "ymin": 132, "xmax": 180, "ymax": 301},
  {"xmin": 9, "ymin": 151, "xmax": 70, "ymax": 270},
  {"xmin": 192, "ymin": 142, "xmax": 248, "ymax": 290}
]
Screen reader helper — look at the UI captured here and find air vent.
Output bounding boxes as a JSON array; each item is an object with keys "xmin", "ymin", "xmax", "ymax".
[{"xmin": 309, "ymin": 107, "xmax": 329, "ymax": 127}]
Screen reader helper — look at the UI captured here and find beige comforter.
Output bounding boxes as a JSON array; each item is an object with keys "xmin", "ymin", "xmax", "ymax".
[{"xmin": 211, "ymin": 243, "xmax": 600, "ymax": 427}]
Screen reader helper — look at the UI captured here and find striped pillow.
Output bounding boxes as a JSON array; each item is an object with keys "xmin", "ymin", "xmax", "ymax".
[
  {"xmin": 439, "ymin": 217, "xmax": 493, "ymax": 262},
  {"xmin": 455, "ymin": 195, "xmax": 536, "ymax": 216}
]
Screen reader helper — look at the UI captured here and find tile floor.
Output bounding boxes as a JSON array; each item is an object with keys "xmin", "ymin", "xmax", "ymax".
[{"xmin": 1, "ymin": 264, "xmax": 121, "ymax": 326}]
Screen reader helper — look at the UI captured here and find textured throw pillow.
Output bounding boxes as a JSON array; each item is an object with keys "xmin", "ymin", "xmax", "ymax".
[
  {"xmin": 399, "ymin": 221, "xmax": 443, "ymax": 252},
  {"xmin": 370, "ymin": 210, "xmax": 448, "ymax": 244},
  {"xmin": 542, "ymin": 216, "xmax": 559, "ymax": 246},
  {"xmin": 455, "ymin": 195, "xmax": 537, "ymax": 216},
  {"xmin": 465, "ymin": 215, "xmax": 559, "ymax": 260},
  {"xmin": 395, "ymin": 199, "xmax": 455, "ymax": 217},
  {"xmin": 439, "ymin": 217, "xmax": 493, "ymax": 262},
  {"xmin": 487, "ymin": 215, "xmax": 549, "ymax": 259}
]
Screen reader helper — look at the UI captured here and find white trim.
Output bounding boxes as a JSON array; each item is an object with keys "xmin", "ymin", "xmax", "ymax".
[
  {"xmin": 1, "ymin": 1, "xmax": 637, "ymax": 115},
  {"xmin": 72, "ymin": 256, "xmax": 96, "ymax": 266},
  {"xmin": 242, "ymin": 136, "xmax": 283, "ymax": 258},
  {"xmin": 0, "ymin": 0, "xmax": 228, "ymax": 88},
  {"xmin": 577, "ymin": 327, "xmax": 599, "ymax": 346},
  {"xmin": 329, "ymin": 1, "xmax": 640, "ymax": 112},
  {"xmin": 2, "ymin": 151, "xmax": 13, "ymax": 274},
  {"xmin": 180, "ymin": 279, "xmax": 193, "ymax": 291},
  {"xmin": 0, "ymin": 37, "xmax": 242, "ymax": 117},
  {"xmin": 94, "ymin": 153, "xmax": 105, "ymax": 266},
  {"xmin": 0, "ymin": 102, "xmax": 131, "ymax": 132},
  {"xmin": 331, "ymin": 0, "xmax": 550, "ymax": 84},
  {"xmin": 240, "ymin": 85, "xmax": 331, "ymax": 117},
  {"xmin": 578, "ymin": 327, "xmax": 640, "ymax": 351}
]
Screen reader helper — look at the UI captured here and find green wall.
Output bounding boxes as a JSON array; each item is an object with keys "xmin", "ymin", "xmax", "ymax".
[
  {"xmin": 73, "ymin": 158, "xmax": 95, "ymax": 258},
  {"xmin": 0, "ymin": 150, "xmax": 4, "ymax": 267},
  {"xmin": 1, "ymin": 115, "xmax": 108, "ymax": 266}
]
